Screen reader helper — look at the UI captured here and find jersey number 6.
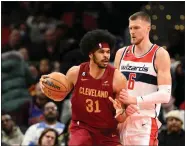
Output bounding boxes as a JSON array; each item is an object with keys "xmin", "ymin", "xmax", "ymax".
[{"xmin": 128, "ymin": 73, "xmax": 136, "ymax": 90}]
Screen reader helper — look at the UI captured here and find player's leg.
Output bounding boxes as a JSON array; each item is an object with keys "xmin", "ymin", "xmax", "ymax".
[
  {"xmin": 123, "ymin": 117, "xmax": 159, "ymax": 146},
  {"xmin": 68, "ymin": 121, "xmax": 93, "ymax": 146},
  {"xmin": 93, "ymin": 129, "xmax": 121, "ymax": 146}
]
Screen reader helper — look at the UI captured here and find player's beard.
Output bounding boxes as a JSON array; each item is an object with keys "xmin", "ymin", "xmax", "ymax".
[
  {"xmin": 131, "ymin": 36, "xmax": 143, "ymax": 45},
  {"xmin": 92, "ymin": 54, "xmax": 109, "ymax": 69}
]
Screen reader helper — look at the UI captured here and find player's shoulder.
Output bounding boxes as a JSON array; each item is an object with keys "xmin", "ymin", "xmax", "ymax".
[
  {"xmin": 66, "ymin": 65, "xmax": 80, "ymax": 85},
  {"xmin": 114, "ymin": 46, "xmax": 129, "ymax": 68},
  {"xmin": 68, "ymin": 65, "xmax": 80, "ymax": 71},
  {"xmin": 67, "ymin": 66, "xmax": 80, "ymax": 75},
  {"xmin": 155, "ymin": 46, "xmax": 171, "ymax": 69},
  {"xmin": 113, "ymin": 69, "xmax": 127, "ymax": 91},
  {"xmin": 156, "ymin": 46, "xmax": 170, "ymax": 58},
  {"xmin": 113, "ymin": 69, "xmax": 127, "ymax": 81},
  {"xmin": 116, "ymin": 46, "xmax": 127, "ymax": 55}
]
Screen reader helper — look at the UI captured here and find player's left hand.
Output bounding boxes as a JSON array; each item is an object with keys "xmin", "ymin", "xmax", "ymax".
[
  {"xmin": 119, "ymin": 89, "xmax": 137, "ymax": 105},
  {"xmin": 125, "ymin": 104, "xmax": 140, "ymax": 116}
]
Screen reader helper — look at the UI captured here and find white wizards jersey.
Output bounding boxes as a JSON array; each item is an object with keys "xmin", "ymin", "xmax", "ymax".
[{"xmin": 119, "ymin": 44, "xmax": 161, "ymax": 117}]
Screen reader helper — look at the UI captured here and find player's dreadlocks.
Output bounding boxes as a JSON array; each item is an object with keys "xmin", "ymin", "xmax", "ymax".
[{"xmin": 80, "ymin": 29, "xmax": 116, "ymax": 56}]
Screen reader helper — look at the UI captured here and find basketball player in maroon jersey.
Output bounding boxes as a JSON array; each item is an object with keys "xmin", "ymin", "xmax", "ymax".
[
  {"xmin": 111, "ymin": 12, "xmax": 172, "ymax": 145},
  {"xmin": 40, "ymin": 29, "xmax": 131, "ymax": 145}
]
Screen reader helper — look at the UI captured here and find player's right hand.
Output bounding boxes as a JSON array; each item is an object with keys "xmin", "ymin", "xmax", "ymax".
[
  {"xmin": 109, "ymin": 97, "xmax": 124, "ymax": 118},
  {"xmin": 39, "ymin": 75, "xmax": 49, "ymax": 94}
]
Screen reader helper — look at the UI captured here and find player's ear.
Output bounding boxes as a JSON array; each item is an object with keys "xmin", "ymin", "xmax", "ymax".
[
  {"xmin": 89, "ymin": 52, "xmax": 93, "ymax": 59},
  {"xmin": 148, "ymin": 24, "xmax": 151, "ymax": 32}
]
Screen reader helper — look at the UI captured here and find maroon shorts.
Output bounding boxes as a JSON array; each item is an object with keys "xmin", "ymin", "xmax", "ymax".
[{"xmin": 68, "ymin": 120, "xmax": 121, "ymax": 146}]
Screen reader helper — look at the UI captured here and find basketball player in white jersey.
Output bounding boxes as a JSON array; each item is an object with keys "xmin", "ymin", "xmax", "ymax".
[{"xmin": 112, "ymin": 11, "xmax": 172, "ymax": 145}]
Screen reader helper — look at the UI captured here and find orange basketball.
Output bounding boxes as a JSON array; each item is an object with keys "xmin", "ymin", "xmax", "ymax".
[{"xmin": 41, "ymin": 72, "xmax": 70, "ymax": 101}]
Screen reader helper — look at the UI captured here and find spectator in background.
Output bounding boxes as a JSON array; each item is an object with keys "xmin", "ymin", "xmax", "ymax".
[
  {"xmin": 22, "ymin": 102, "xmax": 65, "ymax": 146},
  {"xmin": 29, "ymin": 64, "xmax": 39, "ymax": 81},
  {"xmin": 1, "ymin": 14, "xmax": 11, "ymax": 47},
  {"xmin": 2, "ymin": 113, "xmax": 24, "ymax": 146},
  {"xmin": 38, "ymin": 128, "xmax": 59, "ymax": 146},
  {"xmin": 2, "ymin": 51, "xmax": 35, "ymax": 127},
  {"xmin": 18, "ymin": 46, "xmax": 30, "ymax": 61},
  {"xmin": 179, "ymin": 101, "xmax": 185, "ymax": 110},
  {"xmin": 19, "ymin": 23, "xmax": 30, "ymax": 45},
  {"xmin": 158, "ymin": 110, "xmax": 185, "ymax": 146},
  {"xmin": 52, "ymin": 61, "xmax": 61, "ymax": 72},
  {"xmin": 171, "ymin": 60, "xmax": 181, "ymax": 94},
  {"xmin": 38, "ymin": 59, "xmax": 52, "ymax": 80},
  {"xmin": 26, "ymin": 15, "xmax": 46, "ymax": 43},
  {"xmin": 173, "ymin": 60, "xmax": 185, "ymax": 107},
  {"xmin": 2, "ymin": 29, "xmax": 22, "ymax": 53},
  {"xmin": 28, "ymin": 82, "xmax": 50, "ymax": 126},
  {"xmin": 40, "ymin": 27, "xmax": 62, "ymax": 61},
  {"xmin": 159, "ymin": 96, "xmax": 178, "ymax": 127},
  {"xmin": 55, "ymin": 22, "xmax": 69, "ymax": 41},
  {"xmin": 60, "ymin": 49, "xmax": 85, "ymax": 74}
]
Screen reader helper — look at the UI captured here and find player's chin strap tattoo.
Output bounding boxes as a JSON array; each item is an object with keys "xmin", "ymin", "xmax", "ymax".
[{"xmin": 136, "ymin": 85, "xmax": 171, "ymax": 107}]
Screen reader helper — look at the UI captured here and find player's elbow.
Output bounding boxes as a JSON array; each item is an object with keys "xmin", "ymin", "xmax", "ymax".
[{"xmin": 161, "ymin": 90, "xmax": 171, "ymax": 103}]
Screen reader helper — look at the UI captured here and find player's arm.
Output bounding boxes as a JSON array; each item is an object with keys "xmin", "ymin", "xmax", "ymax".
[
  {"xmin": 40, "ymin": 66, "xmax": 80, "ymax": 96},
  {"xmin": 136, "ymin": 48, "xmax": 172, "ymax": 104},
  {"xmin": 114, "ymin": 47, "xmax": 126, "ymax": 69},
  {"xmin": 110, "ymin": 69, "xmax": 128, "ymax": 122},
  {"xmin": 65, "ymin": 66, "xmax": 80, "ymax": 92}
]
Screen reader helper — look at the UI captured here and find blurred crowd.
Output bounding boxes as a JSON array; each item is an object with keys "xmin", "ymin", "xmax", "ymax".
[{"xmin": 1, "ymin": 1, "xmax": 185, "ymax": 146}]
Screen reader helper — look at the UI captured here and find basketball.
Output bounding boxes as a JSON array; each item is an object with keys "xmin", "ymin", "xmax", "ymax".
[{"xmin": 41, "ymin": 72, "xmax": 70, "ymax": 101}]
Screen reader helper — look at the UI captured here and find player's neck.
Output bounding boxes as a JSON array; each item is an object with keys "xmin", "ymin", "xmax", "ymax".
[
  {"xmin": 89, "ymin": 61, "xmax": 106, "ymax": 79},
  {"xmin": 134, "ymin": 38, "xmax": 153, "ymax": 57}
]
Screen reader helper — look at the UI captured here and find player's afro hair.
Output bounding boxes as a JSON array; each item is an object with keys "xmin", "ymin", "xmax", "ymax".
[{"xmin": 80, "ymin": 29, "xmax": 116, "ymax": 56}]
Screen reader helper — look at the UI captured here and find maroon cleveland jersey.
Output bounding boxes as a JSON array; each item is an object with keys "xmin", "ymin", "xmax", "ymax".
[{"xmin": 71, "ymin": 62, "xmax": 118, "ymax": 129}]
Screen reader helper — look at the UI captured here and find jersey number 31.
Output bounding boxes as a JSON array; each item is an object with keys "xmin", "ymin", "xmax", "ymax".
[
  {"xmin": 86, "ymin": 99, "xmax": 101, "ymax": 113},
  {"xmin": 128, "ymin": 73, "xmax": 136, "ymax": 90}
]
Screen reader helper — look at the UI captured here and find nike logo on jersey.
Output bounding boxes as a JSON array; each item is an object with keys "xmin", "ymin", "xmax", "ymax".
[
  {"xmin": 112, "ymin": 134, "xmax": 117, "ymax": 137},
  {"xmin": 104, "ymin": 81, "xmax": 108, "ymax": 84},
  {"xmin": 142, "ymin": 123, "xmax": 147, "ymax": 126},
  {"xmin": 121, "ymin": 64, "xmax": 149, "ymax": 72},
  {"xmin": 102, "ymin": 80, "xmax": 109, "ymax": 86}
]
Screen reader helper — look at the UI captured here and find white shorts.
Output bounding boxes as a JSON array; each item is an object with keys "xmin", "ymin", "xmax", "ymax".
[{"xmin": 118, "ymin": 114, "xmax": 161, "ymax": 146}]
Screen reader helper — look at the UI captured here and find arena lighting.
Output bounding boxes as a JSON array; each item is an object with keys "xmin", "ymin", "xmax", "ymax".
[
  {"xmin": 180, "ymin": 15, "xmax": 185, "ymax": 20},
  {"xmin": 145, "ymin": 5, "xmax": 151, "ymax": 10},
  {"xmin": 153, "ymin": 35, "xmax": 158, "ymax": 40},
  {"xmin": 174, "ymin": 25, "xmax": 180, "ymax": 30},
  {"xmin": 152, "ymin": 15, "xmax": 158, "ymax": 20},
  {"xmin": 152, "ymin": 25, "xmax": 156, "ymax": 30},
  {"xmin": 159, "ymin": 5, "xmax": 164, "ymax": 10},
  {"xmin": 166, "ymin": 15, "xmax": 171, "ymax": 20},
  {"xmin": 179, "ymin": 25, "xmax": 184, "ymax": 31},
  {"xmin": 163, "ymin": 46, "xmax": 167, "ymax": 50}
]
